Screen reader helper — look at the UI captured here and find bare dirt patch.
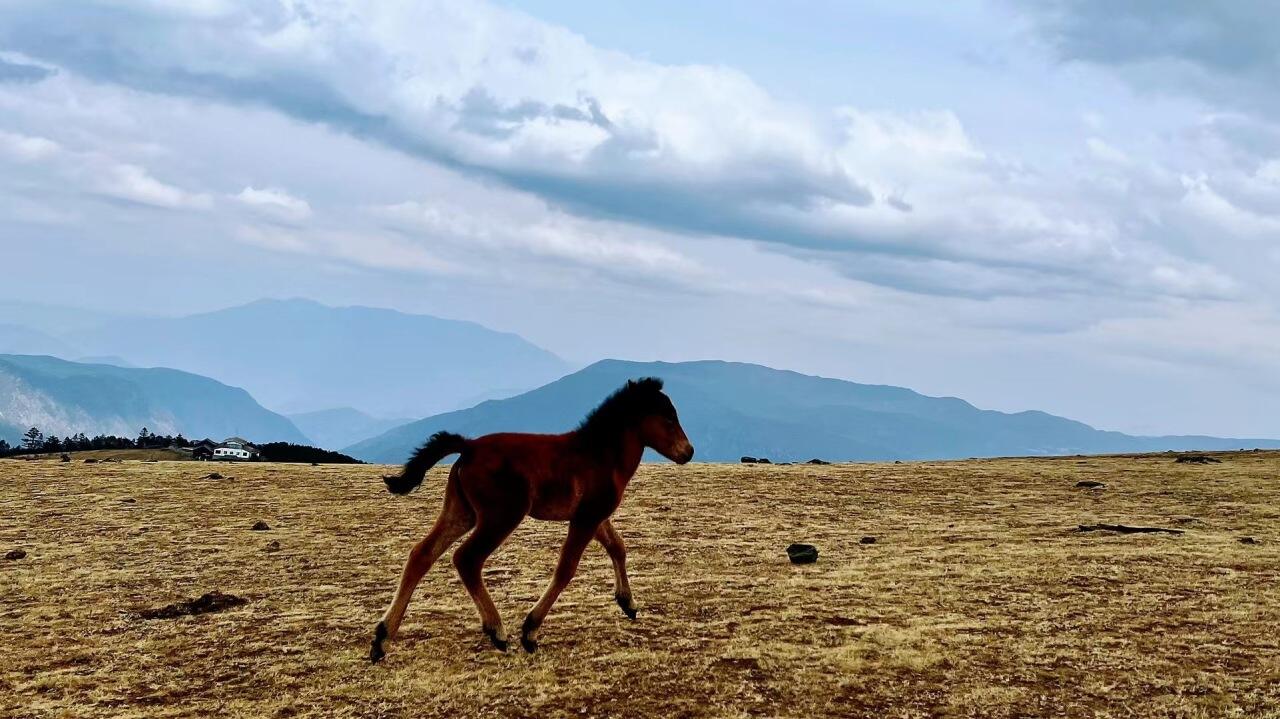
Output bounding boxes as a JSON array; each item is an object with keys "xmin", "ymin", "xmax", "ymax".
[{"xmin": 138, "ymin": 591, "xmax": 248, "ymax": 620}]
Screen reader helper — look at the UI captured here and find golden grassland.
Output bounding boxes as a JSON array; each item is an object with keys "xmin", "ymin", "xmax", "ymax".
[{"xmin": 2, "ymin": 453, "xmax": 1279, "ymax": 718}]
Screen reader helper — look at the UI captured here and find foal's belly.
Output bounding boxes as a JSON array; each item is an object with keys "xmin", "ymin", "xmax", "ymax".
[
  {"xmin": 527, "ymin": 477, "xmax": 584, "ymax": 521},
  {"xmin": 526, "ymin": 473, "xmax": 621, "ymax": 523}
]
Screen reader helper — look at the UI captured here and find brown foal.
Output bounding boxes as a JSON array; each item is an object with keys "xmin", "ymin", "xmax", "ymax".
[{"xmin": 370, "ymin": 378, "xmax": 693, "ymax": 662}]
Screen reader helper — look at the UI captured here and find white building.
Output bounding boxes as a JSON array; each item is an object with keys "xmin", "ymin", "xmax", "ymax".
[{"xmin": 212, "ymin": 437, "xmax": 259, "ymax": 461}]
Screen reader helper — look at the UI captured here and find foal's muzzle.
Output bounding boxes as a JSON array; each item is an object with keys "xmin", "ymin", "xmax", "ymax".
[{"xmin": 674, "ymin": 442, "xmax": 695, "ymax": 464}]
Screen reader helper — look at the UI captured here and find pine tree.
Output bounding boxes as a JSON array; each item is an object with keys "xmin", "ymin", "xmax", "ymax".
[{"xmin": 23, "ymin": 427, "xmax": 43, "ymax": 451}]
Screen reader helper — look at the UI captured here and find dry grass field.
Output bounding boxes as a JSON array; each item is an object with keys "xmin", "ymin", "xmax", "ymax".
[{"xmin": 3, "ymin": 453, "xmax": 1279, "ymax": 718}]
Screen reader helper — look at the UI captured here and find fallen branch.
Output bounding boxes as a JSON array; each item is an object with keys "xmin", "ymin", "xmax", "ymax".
[{"xmin": 1076, "ymin": 523, "xmax": 1184, "ymax": 535}]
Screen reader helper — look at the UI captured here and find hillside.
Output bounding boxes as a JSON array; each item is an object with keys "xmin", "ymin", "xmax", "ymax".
[
  {"xmin": 347, "ymin": 359, "xmax": 1280, "ymax": 463},
  {"xmin": 69, "ymin": 298, "xmax": 570, "ymax": 418},
  {"xmin": 0, "ymin": 354, "xmax": 307, "ymax": 445}
]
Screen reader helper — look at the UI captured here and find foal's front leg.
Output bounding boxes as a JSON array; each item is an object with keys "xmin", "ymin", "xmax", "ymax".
[
  {"xmin": 594, "ymin": 519, "xmax": 637, "ymax": 619},
  {"xmin": 520, "ymin": 520, "xmax": 598, "ymax": 653}
]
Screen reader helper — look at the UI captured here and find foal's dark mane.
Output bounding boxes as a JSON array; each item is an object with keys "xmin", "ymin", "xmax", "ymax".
[{"xmin": 573, "ymin": 377, "xmax": 666, "ymax": 446}]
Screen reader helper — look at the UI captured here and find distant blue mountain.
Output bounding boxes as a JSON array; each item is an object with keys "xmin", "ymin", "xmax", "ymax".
[
  {"xmin": 0, "ymin": 354, "xmax": 306, "ymax": 445},
  {"xmin": 287, "ymin": 407, "xmax": 412, "ymax": 451},
  {"xmin": 0, "ymin": 300, "xmax": 129, "ymax": 334},
  {"xmin": 0, "ymin": 323, "xmax": 80, "ymax": 357},
  {"xmin": 69, "ymin": 298, "xmax": 572, "ymax": 418},
  {"xmin": 346, "ymin": 359, "xmax": 1280, "ymax": 464}
]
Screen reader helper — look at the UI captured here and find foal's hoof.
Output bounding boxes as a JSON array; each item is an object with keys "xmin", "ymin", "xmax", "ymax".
[
  {"xmin": 483, "ymin": 626, "xmax": 509, "ymax": 652},
  {"xmin": 520, "ymin": 615, "xmax": 540, "ymax": 653},
  {"xmin": 369, "ymin": 622, "xmax": 388, "ymax": 664},
  {"xmin": 616, "ymin": 594, "xmax": 638, "ymax": 620}
]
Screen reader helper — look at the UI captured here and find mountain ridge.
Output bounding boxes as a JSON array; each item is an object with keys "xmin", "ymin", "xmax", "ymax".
[
  {"xmin": 0, "ymin": 354, "xmax": 307, "ymax": 445},
  {"xmin": 346, "ymin": 359, "xmax": 1280, "ymax": 464},
  {"xmin": 65, "ymin": 298, "xmax": 572, "ymax": 418},
  {"xmin": 287, "ymin": 406, "xmax": 413, "ymax": 451}
]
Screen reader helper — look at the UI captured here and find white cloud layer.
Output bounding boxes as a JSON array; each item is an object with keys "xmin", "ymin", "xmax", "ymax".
[
  {"xmin": 0, "ymin": 1, "xmax": 1278, "ymax": 437},
  {"xmin": 233, "ymin": 186, "xmax": 312, "ymax": 222},
  {"xmin": 0, "ymin": 0, "xmax": 1259, "ymax": 302}
]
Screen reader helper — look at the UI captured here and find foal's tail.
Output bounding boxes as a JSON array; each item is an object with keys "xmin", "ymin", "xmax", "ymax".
[{"xmin": 383, "ymin": 431, "xmax": 469, "ymax": 495}]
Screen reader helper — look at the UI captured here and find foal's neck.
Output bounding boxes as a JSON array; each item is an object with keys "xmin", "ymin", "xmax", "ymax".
[
  {"xmin": 615, "ymin": 428, "xmax": 645, "ymax": 480},
  {"xmin": 573, "ymin": 424, "xmax": 645, "ymax": 484}
]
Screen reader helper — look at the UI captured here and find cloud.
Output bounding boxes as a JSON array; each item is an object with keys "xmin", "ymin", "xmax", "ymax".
[
  {"xmin": 233, "ymin": 186, "xmax": 312, "ymax": 222},
  {"xmin": 372, "ymin": 197, "xmax": 702, "ymax": 283},
  {"xmin": 94, "ymin": 162, "xmax": 212, "ymax": 209},
  {"xmin": 0, "ymin": 0, "xmax": 1240, "ymax": 302},
  {"xmin": 0, "ymin": 128, "xmax": 211, "ymax": 209},
  {"xmin": 0, "ymin": 55, "xmax": 53, "ymax": 84},
  {"xmin": 0, "ymin": 67, "xmax": 708, "ymax": 295},
  {"xmin": 0, "ymin": 129, "xmax": 60, "ymax": 161},
  {"xmin": 234, "ymin": 224, "xmax": 459, "ymax": 275},
  {"xmin": 1, "ymin": 1, "xmax": 1279, "ymax": 439},
  {"xmin": 1014, "ymin": 1, "xmax": 1280, "ymax": 114}
]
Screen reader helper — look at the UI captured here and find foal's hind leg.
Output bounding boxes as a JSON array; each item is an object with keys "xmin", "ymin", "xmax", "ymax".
[
  {"xmin": 452, "ymin": 512, "xmax": 524, "ymax": 650},
  {"xmin": 370, "ymin": 483, "xmax": 474, "ymax": 663},
  {"xmin": 595, "ymin": 519, "xmax": 637, "ymax": 620},
  {"xmin": 520, "ymin": 520, "xmax": 598, "ymax": 653}
]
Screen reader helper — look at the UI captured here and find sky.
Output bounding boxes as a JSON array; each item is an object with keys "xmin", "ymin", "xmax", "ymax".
[{"xmin": 1, "ymin": 1, "xmax": 1279, "ymax": 437}]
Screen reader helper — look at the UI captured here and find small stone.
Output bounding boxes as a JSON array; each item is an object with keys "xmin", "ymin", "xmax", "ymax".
[
  {"xmin": 4, "ymin": 549, "xmax": 26, "ymax": 561},
  {"xmin": 121, "ymin": 497, "xmax": 136, "ymax": 504},
  {"xmin": 1239, "ymin": 536, "xmax": 1261, "ymax": 545},
  {"xmin": 265, "ymin": 540, "xmax": 281, "ymax": 552},
  {"xmin": 203, "ymin": 472, "xmax": 224, "ymax": 480},
  {"xmin": 860, "ymin": 536, "xmax": 877, "ymax": 545},
  {"xmin": 251, "ymin": 520, "xmax": 271, "ymax": 531},
  {"xmin": 806, "ymin": 458, "xmax": 830, "ymax": 465},
  {"xmin": 786, "ymin": 543, "xmax": 818, "ymax": 564},
  {"xmin": 1075, "ymin": 480, "xmax": 1106, "ymax": 489},
  {"xmin": 740, "ymin": 456, "xmax": 758, "ymax": 464}
]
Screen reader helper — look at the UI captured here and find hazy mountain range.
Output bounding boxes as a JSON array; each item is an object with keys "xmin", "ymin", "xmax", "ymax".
[
  {"xmin": 0, "ymin": 298, "xmax": 571, "ymax": 419},
  {"xmin": 346, "ymin": 359, "xmax": 1280, "ymax": 464},
  {"xmin": 0, "ymin": 354, "xmax": 306, "ymax": 445},
  {"xmin": 4, "ymin": 299, "xmax": 1278, "ymax": 462}
]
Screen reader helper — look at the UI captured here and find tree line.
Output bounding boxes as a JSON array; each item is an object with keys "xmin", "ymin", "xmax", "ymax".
[
  {"xmin": 256, "ymin": 442, "xmax": 362, "ymax": 465},
  {"xmin": 0, "ymin": 426, "xmax": 191, "ymax": 457},
  {"xmin": 0, "ymin": 427, "xmax": 363, "ymax": 464}
]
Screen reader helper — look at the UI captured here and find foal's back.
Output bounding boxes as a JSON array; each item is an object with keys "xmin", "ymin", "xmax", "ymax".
[{"xmin": 457, "ymin": 431, "xmax": 618, "ymax": 522}]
